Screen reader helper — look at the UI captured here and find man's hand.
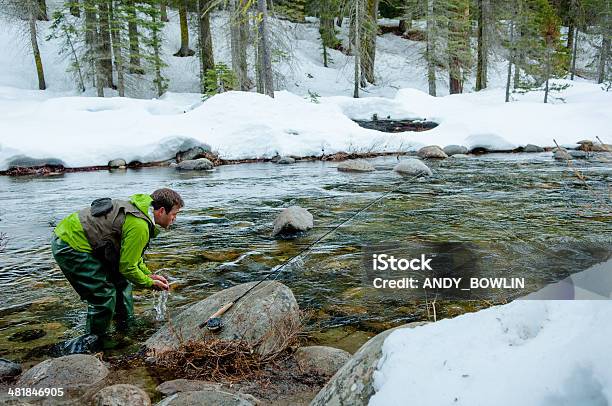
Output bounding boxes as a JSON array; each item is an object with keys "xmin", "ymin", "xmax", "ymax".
[{"xmin": 151, "ymin": 274, "xmax": 169, "ymax": 291}]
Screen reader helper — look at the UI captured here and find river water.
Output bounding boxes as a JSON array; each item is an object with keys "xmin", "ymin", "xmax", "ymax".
[{"xmin": 0, "ymin": 154, "xmax": 610, "ymax": 361}]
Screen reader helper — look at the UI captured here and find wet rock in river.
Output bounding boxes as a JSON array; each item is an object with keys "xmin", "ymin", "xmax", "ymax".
[
  {"xmin": 156, "ymin": 389, "xmax": 258, "ymax": 406},
  {"xmin": 175, "ymin": 158, "xmax": 214, "ymax": 171},
  {"xmin": 442, "ymin": 145, "xmax": 468, "ymax": 156},
  {"xmin": 7, "ymin": 155, "xmax": 65, "ymax": 169},
  {"xmin": 107, "ymin": 159, "xmax": 127, "ymax": 168},
  {"xmin": 591, "ymin": 143, "xmax": 611, "ymax": 152},
  {"xmin": 523, "ymin": 144, "xmax": 544, "ymax": 153},
  {"xmin": 276, "ymin": 156, "xmax": 296, "ymax": 165},
  {"xmin": 310, "ymin": 322, "xmax": 428, "ymax": 406},
  {"xmin": 295, "ymin": 346, "xmax": 351, "ymax": 376},
  {"xmin": 568, "ymin": 150, "xmax": 587, "ymax": 159},
  {"xmin": 175, "ymin": 145, "xmax": 211, "ymax": 163},
  {"xmin": 417, "ymin": 145, "xmax": 448, "ymax": 159},
  {"xmin": 393, "ymin": 159, "xmax": 432, "ymax": 177},
  {"xmin": 553, "ymin": 148, "xmax": 572, "ymax": 160},
  {"xmin": 17, "ymin": 354, "xmax": 108, "ymax": 398},
  {"xmin": 450, "ymin": 154, "xmax": 470, "ymax": 159},
  {"xmin": 0, "ymin": 358, "xmax": 22, "ymax": 381},
  {"xmin": 93, "ymin": 384, "xmax": 151, "ymax": 406},
  {"xmin": 145, "ymin": 281, "xmax": 299, "ymax": 357},
  {"xmin": 272, "ymin": 206, "xmax": 313, "ymax": 237},
  {"xmin": 337, "ymin": 160, "xmax": 375, "ymax": 172}
]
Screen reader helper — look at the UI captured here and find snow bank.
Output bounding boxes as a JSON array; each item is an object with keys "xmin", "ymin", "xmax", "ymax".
[
  {"xmin": 1, "ymin": 80, "xmax": 611, "ymax": 170},
  {"xmin": 371, "ymin": 260, "xmax": 612, "ymax": 406}
]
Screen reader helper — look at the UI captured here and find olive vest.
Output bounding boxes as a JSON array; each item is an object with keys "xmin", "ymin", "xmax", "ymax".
[{"xmin": 78, "ymin": 199, "xmax": 155, "ymax": 269}]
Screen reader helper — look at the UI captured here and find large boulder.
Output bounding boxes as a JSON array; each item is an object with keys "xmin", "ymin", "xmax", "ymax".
[
  {"xmin": 107, "ymin": 159, "xmax": 127, "ymax": 168},
  {"xmin": 175, "ymin": 145, "xmax": 212, "ymax": 163},
  {"xmin": 0, "ymin": 358, "xmax": 22, "ymax": 381},
  {"xmin": 442, "ymin": 145, "xmax": 468, "ymax": 156},
  {"xmin": 295, "ymin": 346, "xmax": 351, "ymax": 376},
  {"xmin": 145, "ymin": 281, "xmax": 299, "ymax": 357},
  {"xmin": 272, "ymin": 206, "xmax": 313, "ymax": 237},
  {"xmin": 93, "ymin": 384, "xmax": 151, "ymax": 406},
  {"xmin": 310, "ymin": 322, "xmax": 428, "ymax": 406},
  {"xmin": 568, "ymin": 150, "xmax": 587, "ymax": 159},
  {"xmin": 393, "ymin": 159, "xmax": 432, "ymax": 177},
  {"xmin": 417, "ymin": 145, "xmax": 448, "ymax": 159},
  {"xmin": 337, "ymin": 160, "xmax": 375, "ymax": 173},
  {"xmin": 16, "ymin": 354, "xmax": 108, "ymax": 399},
  {"xmin": 156, "ymin": 390, "xmax": 258, "ymax": 406},
  {"xmin": 175, "ymin": 158, "xmax": 214, "ymax": 171}
]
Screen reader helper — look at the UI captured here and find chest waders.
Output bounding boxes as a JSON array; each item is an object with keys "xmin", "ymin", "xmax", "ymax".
[{"xmin": 51, "ymin": 199, "xmax": 154, "ymax": 338}]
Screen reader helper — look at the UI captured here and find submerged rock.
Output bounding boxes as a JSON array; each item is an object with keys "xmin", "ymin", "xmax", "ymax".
[
  {"xmin": 310, "ymin": 322, "xmax": 427, "ymax": 406},
  {"xmin": 393, "ymin": 159, "xmax": 432, "ymax": 177},
  {"xmin": 175, "ymin": 158, "xmax": 214, "ymax": 171},
  {"xmin": 145, "ymin": 281, "xmax": 299, "ymax": 357},
  {"xmin": 295, "ymin": 346, "xmax": 351, "ymax": 376},
  {"xmin": 276, "ymin": 156, "xmax": 296, "ymax": 165},
  {"xmin": 108, "ymin": 158, "xmax": 127, "ymax": 168},
  {"xmin": 175, "ymin": 145, "xmax": 211, "ymax": 163},
  {"xmin": 156, "ymin": 390, "xmax": 258, "ymax": 406},
  {"xmin": 337, "ymin": 160, "xmax": 375, "ymax": 172},
  {"xmin": 523, "ymin": 144, "xmax": 544, "ymax": 153},
  {"xmin": 417, "ymin": 145, "xmax": 448, "ymax": 159},
  {"xmin": 272, "ymin": 206, "xmax": 313, "ymax": 237},
  {"xmin": 442, "ymin": 145, "xmax": 468, "ymax": 156},
  {"xmin": 591, "ymin": 143, "xmax": 611, "ymax": 152},
  {"xmin": 450, "ymin": 153, "xmax": 470, "ymax": 159},
  {"xmin": 93, "ymin": 384, "xmax": 151, "ymax": 406},
  {"xmin": 17, "ymin": 354, "xmax": 108, "ymax": 398},
  {"xmin": 0, "ymin": 358, "xmax": 22, "ymax": 381}
]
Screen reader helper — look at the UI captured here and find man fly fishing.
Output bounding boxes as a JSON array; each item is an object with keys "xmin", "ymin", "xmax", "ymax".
[{"xmin": 51, "ymin": 188, "xmax": 183, "ymax": 352}]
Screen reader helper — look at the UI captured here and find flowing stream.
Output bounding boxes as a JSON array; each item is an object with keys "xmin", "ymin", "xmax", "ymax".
[{"xmin": 0, "ymin": 154, "xmax": 610, "ymax": 361}]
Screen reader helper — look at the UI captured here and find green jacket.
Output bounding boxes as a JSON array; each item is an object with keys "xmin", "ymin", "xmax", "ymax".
[{"xmin": 54, "ymin": 194, "xmax": 159, "ymax": 288}]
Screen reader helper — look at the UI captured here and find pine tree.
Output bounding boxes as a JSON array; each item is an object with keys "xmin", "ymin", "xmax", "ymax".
[
  {"xmin": 256, "ymin": 0, "xmax": 274, "ymax": 97},
  {"xmin": 197, "ymin": 0, "xmax": 215, "ymax": 92},
  {"xmin": 230, "ymin": 0, "xmax": 250, "ymax": 90},
  {"xmin": 47, "ymin": 7, "xmax": 86, "ymax": 92}
]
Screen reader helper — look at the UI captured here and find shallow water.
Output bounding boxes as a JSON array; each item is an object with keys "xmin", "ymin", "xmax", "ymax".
[{"xmin": 0, "ymin": 153, "xmax": 610, "ymax": 361}]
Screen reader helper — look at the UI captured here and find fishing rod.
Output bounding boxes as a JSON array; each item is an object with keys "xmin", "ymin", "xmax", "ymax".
[{"xmin": 199, "ymin": 171, "xmax": 423, "ymax": 331}]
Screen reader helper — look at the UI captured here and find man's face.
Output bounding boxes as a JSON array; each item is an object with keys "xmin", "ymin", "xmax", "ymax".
[{"xmin": 153, "ymin": 205, "xmax": 181, "ymax": 229}]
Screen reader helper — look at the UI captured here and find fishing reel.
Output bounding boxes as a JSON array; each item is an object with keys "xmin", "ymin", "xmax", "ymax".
[{"xmin": 204, "ymin": 317, "xmax": 222, "ymax": 332}]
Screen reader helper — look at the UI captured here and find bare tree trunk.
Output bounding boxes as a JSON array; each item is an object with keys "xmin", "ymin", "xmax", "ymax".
[
  {"xmin": 198, "ymin": 0, "xmax": 215, "ymax": 89},
  {"xmin": 175, "ymin": 0, "xmax": 195, "ymax": 56},
  {"xmin": 353, "ymin": 0, "xmax": 361, "ymax": 98},
  {"xmin": 37, "ymin": 0, "xmax": 48, "ymax": 21},
  {"xmin": 476, "ymin": 0, "xmax": 489, "ymax": 91},
  {"xmin": 97, "ymin": 1, "xmax": 114, "ymax": 89},
  {"xmin": 257, "ymin": 0, "xmax": 274, "ymax": 97},
  {"xmin": 426, "ymin": 0, "xmax": 436, "ymax": 96},
  {"xmin": 598, "ymin": 36, "xmax": 610, "ymax": 83},
  {"xmin": 231, "ymin": 0, "xmax": 249, "ymax": 90},
  {"xmin": 109, "ymin": 0, "xmax": 125, "ymax": 96},
  {"xmin": 70, "ymin": 0, "xmax": 80, "ymax": 17},
  {"xmin": 151, "ymin": 13, "xmax": 164, "ymax": 97},
  {"xmin": 570, "ymin": 27, "xmax": 578, "ymax": 80},
  {"xmin": 505, "ymin": 16, "xmax": 515, "ymax": 102},
  {"xmin": 513, "ymin": 0, "xmax": 522, "ymax": 88},
  {"xmin": 361, "ymin": 0, "xmax": 378, "ymax": 84},
  {"xmin": 448, "ymin": 0, "xmax": 469, "ymax": 94},
  {"xmin": 544, "ymin": 44, "xmax": 551, "ymax": 103},
  {"xmin": 160, "ymin": 0, "xmax": 169, "ymax": 22},
  {"xmin": 127, "ymin": 0, "xmax": 143, "ymax": 74},
  {"xmin": 29, "ymin": 5, "xmax": 46, "ymax": 90}
]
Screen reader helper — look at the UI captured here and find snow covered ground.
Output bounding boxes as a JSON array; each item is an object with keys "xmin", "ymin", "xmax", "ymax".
[
  {"xmin": 0, "ymin": 2, "xmax": 611, "ymax": 170},
  {"xmin": 1, "ymin": 79, "xmax": 610, "ymax": 170},
  {"xmin": 371, "ymin": 261, "xmax": 612, "ymax": 406}
]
